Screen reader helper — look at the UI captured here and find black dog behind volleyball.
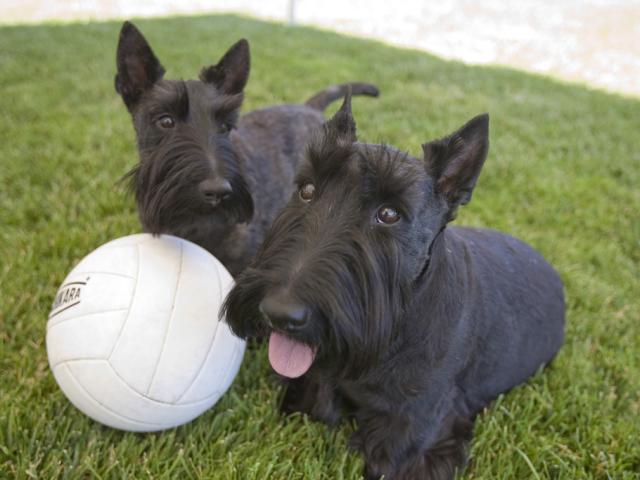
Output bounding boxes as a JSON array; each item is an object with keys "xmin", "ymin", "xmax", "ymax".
[
  {"xmin": 222, "ymin": 95, "xmax": 565, "ymax": 479},
  {"xmin": 115, "ymin": 22, "xmax": 378, "ymax": 275}
]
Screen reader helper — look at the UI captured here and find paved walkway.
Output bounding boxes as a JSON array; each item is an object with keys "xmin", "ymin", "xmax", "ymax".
[{"xmin": 2, "ymin": 0, "xmax": 638, "ymax": 97}]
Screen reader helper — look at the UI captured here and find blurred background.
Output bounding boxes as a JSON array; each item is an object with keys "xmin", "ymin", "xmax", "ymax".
[{"xmin": 2, "ymin": 0, "xmax": 638, "ymax": 97}]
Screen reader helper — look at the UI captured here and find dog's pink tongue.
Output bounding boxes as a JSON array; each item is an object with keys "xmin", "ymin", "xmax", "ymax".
[{"xmin": 268, "ymin": 332, "xmax": 315, "ymax": 378}]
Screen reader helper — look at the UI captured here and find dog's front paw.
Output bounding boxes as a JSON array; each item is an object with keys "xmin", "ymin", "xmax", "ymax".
[
  {"xmin": 280, "ymin": 376, "xmax": 312, "ymax": 416},
  {"xmin": 355, "ymin": 427, "xmax": 400, "ymax": 479},
  {"xmin": 393, "ymin": 425, "xmax": 472, "ymax": 480},
  {"xmin": 280, "ymin": 376, "xmax": 343, "ymax": 426},
  {"xmin": 348, "ymin": 429, "xmax": 364, "ymax": 452},
  {"xmin": 393, "ymin": 453, "xmax": 462, "ymax": 480},
  {"xmin": 364, "ymin": 460, "xmax": 395, "ymax": 480}
]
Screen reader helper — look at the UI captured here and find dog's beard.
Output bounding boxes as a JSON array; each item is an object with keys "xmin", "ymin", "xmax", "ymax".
[
  {"xmin": 223, "ymin": 173, "xmax": 254, "ymax": 224},
  {"xmin": 122, "ymin": 140, "xmax": 254, "ymax": 239},
  {"xmin": 222, "ymin": 214, "xmax": 411, "ymax": 378},
  {"xmin": 292, "ymin": 237, "xmax": 409, "ymax": 377}
]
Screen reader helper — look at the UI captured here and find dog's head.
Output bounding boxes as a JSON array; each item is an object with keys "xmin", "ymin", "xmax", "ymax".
[
  {"xmin": 222, "ymin": 94, "xmax": 489, "ymax": 378},
  {"xmin": 115, "ymin": 22, "xmax": 253, "ymax": 248}
]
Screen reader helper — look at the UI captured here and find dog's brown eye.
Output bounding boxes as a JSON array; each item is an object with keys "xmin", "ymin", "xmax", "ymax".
[
  {"xmin": 219, "ymin": 122, "xmax": 232, "ymax": 134},
  {"xmin": 376, "ymin": 206, "xmax": 400, "ymax": 224},
  {"xmin": 299, "ymin": 183, "xmax": 315, "ymax": 202},
  {"xmin": 157, "ymin": 115, "xmax": 175, "ymax": 129}
]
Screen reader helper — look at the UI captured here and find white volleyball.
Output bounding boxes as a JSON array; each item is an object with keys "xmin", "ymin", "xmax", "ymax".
[{"xmin": 46, "ymin": 234, "xmax": 245, "ymax": 432}]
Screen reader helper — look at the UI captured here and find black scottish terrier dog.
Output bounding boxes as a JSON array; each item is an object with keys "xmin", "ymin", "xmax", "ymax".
[
  {"xmin": 115, "ymin": 22, "xmax": 378, "ymax": 275},
  {"xmin": 223, "ymin": 95, "xmax": 565, "ymax": 479}
]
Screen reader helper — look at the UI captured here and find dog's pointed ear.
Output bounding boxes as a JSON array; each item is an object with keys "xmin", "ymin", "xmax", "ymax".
[
  {"xmin": 199, "ymin": 39, "xmax": 250, "ymax": 95},
  {"xmin": 326, "ymin": 91, "xmax": 357, "ymax": 144},
  {"xmin": 423, "ymin": 114, "xmax": 489, "ymax": 211},
  {"xmin": 115, "ymin": 21, "xmax": 166, "ymax": 111}
]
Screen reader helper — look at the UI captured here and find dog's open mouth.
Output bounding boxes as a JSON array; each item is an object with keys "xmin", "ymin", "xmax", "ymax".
[{"xmin": 268, "ymin": 331, "xmax": 316, "ymax": 378}]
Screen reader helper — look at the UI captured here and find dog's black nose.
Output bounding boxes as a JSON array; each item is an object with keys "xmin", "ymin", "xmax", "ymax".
[
  {"xmin": 198, "ymin": 178, "xmax": 232, "ymax": 204},
  {"xmin": 259, "ymin": 295, "xmax": 310, "ymax": 332}
]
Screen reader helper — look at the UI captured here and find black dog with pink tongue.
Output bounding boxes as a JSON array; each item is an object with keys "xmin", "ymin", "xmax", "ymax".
[{"xmin": 222, "ymin": 94, "xmax": 565, "ymax": 479}]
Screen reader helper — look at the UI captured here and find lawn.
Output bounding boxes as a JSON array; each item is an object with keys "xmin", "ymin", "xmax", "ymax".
[{"xmin": 1, "ymin": 14, "xmax": 639, "ymax": 479}]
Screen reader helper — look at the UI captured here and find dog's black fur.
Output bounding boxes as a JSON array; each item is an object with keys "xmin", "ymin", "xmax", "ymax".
[
  {"xmin": 115, "ymin": 22, "xmax": 379, "ymax": 275},
  {"xmin": 222, "ymin": 95, "xmax": 565, "ymax": 479}
]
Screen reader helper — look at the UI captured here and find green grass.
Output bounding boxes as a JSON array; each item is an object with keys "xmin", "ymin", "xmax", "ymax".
[{"xmin": 1, "ymin": 14, "xmax": 639, "ymax": 479}]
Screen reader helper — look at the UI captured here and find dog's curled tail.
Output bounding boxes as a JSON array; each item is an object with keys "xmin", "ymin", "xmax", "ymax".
[{"xmin": 305, "ymin": 82, "xmax": 379, "ymax": 111}]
